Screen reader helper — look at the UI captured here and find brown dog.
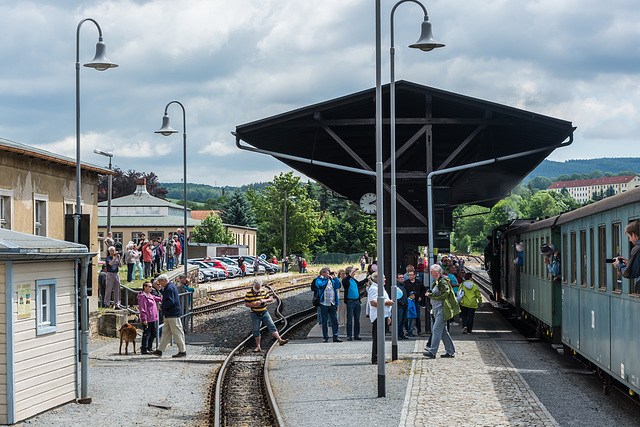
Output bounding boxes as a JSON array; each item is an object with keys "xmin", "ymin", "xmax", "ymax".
[{"xmin": 119, "ymin": 323, "xmax": 137, "ymax": 355}]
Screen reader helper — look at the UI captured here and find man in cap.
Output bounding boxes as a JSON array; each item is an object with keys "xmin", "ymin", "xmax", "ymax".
[
  {"xmin": 541, "ymin": 243, "xmax": 561, "ymax": 282},
  {"xmin": 152, "ymin": 274, "xmax": 187, "ymax": 358}
]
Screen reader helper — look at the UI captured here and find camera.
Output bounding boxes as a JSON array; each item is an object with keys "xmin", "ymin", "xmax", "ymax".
[
  {"xmin": 329, "ymin": 271, "xmax": 335, "ymax": 275},
  {"xmin": 605, "ymin": 257, "xmax": 623, "ymax": 263}
]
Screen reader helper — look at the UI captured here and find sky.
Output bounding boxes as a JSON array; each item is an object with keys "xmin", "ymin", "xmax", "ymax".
[{"xmin": 1, "ymin": 0, "xmax": 639, "ymax": 186}]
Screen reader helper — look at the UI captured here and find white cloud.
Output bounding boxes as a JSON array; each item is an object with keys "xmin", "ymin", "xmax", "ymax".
[{"xmin": 199, "ymin": 140, "xmax": 237, "ymax": 157}]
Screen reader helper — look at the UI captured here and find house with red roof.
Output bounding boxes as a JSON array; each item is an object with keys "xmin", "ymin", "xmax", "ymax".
[{"xmin": 547, "ymin": 175, "xmax": 640, "ymax": 203}]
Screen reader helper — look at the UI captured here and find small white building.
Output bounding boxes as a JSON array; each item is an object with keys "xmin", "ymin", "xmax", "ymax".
[{"xmin": 0, "ymin": 228, "xmax": 92, "ymax": 424}]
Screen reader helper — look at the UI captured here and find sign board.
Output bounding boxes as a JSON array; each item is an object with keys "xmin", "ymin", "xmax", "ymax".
[{"xmin": 17, "ymin": 284, "xmax": 31, "ymax": 319}]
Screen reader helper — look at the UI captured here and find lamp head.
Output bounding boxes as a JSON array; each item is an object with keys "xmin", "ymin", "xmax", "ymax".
[
  {"xmin": 409, "ymin": 19, "xmax": 445, "ymax": 52},
  {"xmin": 93, "ymin": 149, "xmax": 113, "ymax": 158},
  {"xmin": 84, "ymin": 38, "xmax": 119, "ymax": 71},
  {"xmin": 155, "ymin": 113, "xmax": 178, "ymax": 136}
]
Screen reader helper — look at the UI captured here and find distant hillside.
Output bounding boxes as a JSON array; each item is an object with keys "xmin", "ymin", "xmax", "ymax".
[
  {"xmin": 524, "ymin": 158, "xmax": 640, "ymax": 183},
  {"xmin": 161, "ymin": 182, "xmax": 269, "ymax": 202}
]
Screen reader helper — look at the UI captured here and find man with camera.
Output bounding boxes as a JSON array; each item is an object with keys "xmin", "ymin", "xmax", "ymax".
[
  {"xmin": 312, "ymin": 266, "xmax": 342, "ymax": 342},
  {"xmin": 614, "ymin": 220, "xmax": 640, "ymax": 294},
  {"xmin": 105, "ymin": 245, "xmax": 122, "ymax": 308}
]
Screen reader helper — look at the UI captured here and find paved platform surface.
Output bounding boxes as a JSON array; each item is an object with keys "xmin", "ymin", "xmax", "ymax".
[{"xmin": 268, "ymin": 302, "xmax": 559, "ymax": 426}]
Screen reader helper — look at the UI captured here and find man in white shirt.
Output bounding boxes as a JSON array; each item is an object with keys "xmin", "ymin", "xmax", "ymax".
[{"xmin": 367, "ymin": 273, "xmax": 394, "ymax": 364}]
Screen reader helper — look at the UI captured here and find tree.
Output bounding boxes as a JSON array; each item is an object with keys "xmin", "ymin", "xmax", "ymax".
[
  {"xmin": 175, "ymin": 199, "xmax": 200, "ymax": 210},
  {"xmin": 222, "ymin": 192, "xmax": 256, "ymax": 227},
  {"xmin": 604, "ymin": 185, "xmax": 616, "ymax": 197},
  {"xmin": 527, "ymin": 176, "xmax": 552, "ymax": 191},
  {"xmin": 190, "ymin": 212, "xmax": 235, "ymax": 244},
  {"xmin": 248, "ymin": 172, "xmax": 322, "ymax": 256},
  {"xmin": 97, "ymin": 167, "xmax": 168, "ymax": 202}
]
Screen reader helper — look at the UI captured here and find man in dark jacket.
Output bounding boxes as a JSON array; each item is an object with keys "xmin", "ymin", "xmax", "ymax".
[
  {"xmin": 396, "ymin": 274, "xmax": 409, "ymax": 339},
  {"xmin": 152, "ymin": 274, "xmax": 186, "ymax": 358},
  {"xmin": 615, "ymin": 220, "xmax": 640, "ymax": 293},
  {"xmin": 404, "ymin": 270, "xmax": 425, "ymax": 335}
]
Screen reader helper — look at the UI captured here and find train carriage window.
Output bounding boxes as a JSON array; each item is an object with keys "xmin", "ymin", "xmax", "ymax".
[
  {"xmin": 580, "ymin": 230, "xmax": 587, "ymax": 286},
  {"xmin": 570, "ymin": 232, "xmax": 577, "ymax": 284},
  {"xmin": 562, "ymin": 234, "xmax": 568, "ymax": 283},
  {"xmin": 612, "ymin": 223, "xmax": 622, "ymax": 291},
  {"xmin": 589, "ymin": 228, "xmax": 595, "ymax": 287},
  {"xmin": 533, "ymin": 237, "xmax": 540, "ymax": 276},
  {"xmin": 598, "ymin": 226, "xmax": 606, "ymax": 288}
]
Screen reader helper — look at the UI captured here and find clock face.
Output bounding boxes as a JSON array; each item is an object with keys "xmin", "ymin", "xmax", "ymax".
[{"xmin": 359, "ymin": 192, "xmax": 377, "ymax": 215}]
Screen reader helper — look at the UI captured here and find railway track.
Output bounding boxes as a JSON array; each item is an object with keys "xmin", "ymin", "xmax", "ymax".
[
  {"xmin": 209, "ymin": 285, "xmax": 317, "ymax": 427},
  {"xmin": 193, "ymin": 280, "xmax": 313, "ymax": 316}
]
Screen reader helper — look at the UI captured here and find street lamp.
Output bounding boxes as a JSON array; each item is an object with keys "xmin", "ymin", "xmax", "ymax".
[
  {"xmin": 75, "ymin": 17, "xmax": 118, "ymax": 405},
  {"xmin": 283, "ymin": 190, "xmax": 296, "ymax": 263},
  {"xmin": 155, "ymin": 101, "xmax": 188, "ymax": 278},
  {"xmin": 389, "ymin": 0, "xmax": 444, "ymax": 361},
  {"xmin": 93, "ymin": 149, "xmax": 113, "ymax": 235}
]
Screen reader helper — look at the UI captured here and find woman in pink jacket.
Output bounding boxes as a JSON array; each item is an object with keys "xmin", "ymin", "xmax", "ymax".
[{"xmin": 137, "ymin": 281, "xmax": 162, "ymax": 354}]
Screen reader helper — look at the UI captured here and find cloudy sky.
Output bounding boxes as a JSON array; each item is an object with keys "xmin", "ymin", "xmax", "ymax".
[{"xmin": 1, "ymin": 0, "xmax": 639, "ymax": 186}]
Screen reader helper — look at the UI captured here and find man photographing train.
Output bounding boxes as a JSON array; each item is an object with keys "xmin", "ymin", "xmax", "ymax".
[{"xmin": 614, "ymin": 220, "xmax": 640, "ymax": 294}]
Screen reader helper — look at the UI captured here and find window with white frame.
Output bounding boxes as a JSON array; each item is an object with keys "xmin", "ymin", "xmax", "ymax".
[
  {"xmin": 34, "ymin": 193, "xmax": 48, "ymax": 236},
  {"xmin": 0, "ymin": 189, "xmax": 13, "ymax": 229},
  {"xmin": 36, "ymin": 279, "xmax": 57, "ymax": 335}
]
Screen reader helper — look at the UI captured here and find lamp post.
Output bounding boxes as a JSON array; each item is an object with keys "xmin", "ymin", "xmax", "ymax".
[
  {"xmin": 93, "ymin": 149, "xmax": 113, "ymax": 235},
  {"xmin": 155, "ymin": 101, "xmax": 188, "ymax": 278},
  {"xmin": 282, "ymin": 190, "xmax": 296, "ymax": 262},
  {"xmin": 389, "ymin": 0, "xmax": 444, "ymax": 361},
  {"xmin": 75, "ymin": 18, "xmax": 118, "ymax": 405}
]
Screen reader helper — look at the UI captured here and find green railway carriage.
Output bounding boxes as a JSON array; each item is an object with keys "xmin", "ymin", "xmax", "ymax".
[{"xmin": 495, "ymin": 185, "xmax": 640, "ymax": 394}]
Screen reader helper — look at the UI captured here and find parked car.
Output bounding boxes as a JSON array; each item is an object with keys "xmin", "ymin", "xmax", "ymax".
[
  {"xmin": 211, "ymin": 257, "xmax": 242, "ymax": 277},
  {"xmin": 226, "ymin": 256, "xmax": 266, "ymax": 275},
  {"xmin": 188, "ymin": 260, "xmax": 223, "ymax": 282},
  {"xmin": 242, "ymin": 255, "xmax": 280, "ymax": 274}
]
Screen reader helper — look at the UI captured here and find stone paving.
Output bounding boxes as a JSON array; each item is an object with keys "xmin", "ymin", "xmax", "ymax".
[
  {"xmin": 269, "ymin": 302, "xmax": 561, "ymax": 426},
  {"xmin": 399, "ymin": 339, "xmax": 558, "ymax": 427}
]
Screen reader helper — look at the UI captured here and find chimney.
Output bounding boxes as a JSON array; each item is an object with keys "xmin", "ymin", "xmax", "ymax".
[{"xmin": 135, "ymin": 178, "xmax": 149, "ymax": 194}]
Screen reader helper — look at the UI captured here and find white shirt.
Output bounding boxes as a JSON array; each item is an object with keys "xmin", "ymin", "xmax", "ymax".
[{"xmin": 367, "ymin": 282, "xmax": 391, "ymax": 323}]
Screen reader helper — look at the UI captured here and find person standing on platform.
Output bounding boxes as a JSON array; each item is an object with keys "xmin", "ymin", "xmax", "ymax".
[
  {"xmin": 424, "ymin": 264, "xmax": 459, "ymax": 359},
  {"xmin": 104, "ymin": 246, "xmax": 122, "ymax": 308},
  {"xmin": 152, "ymin": 274, "xmax": 187, "ymax": 358},
  {"xmin": 238, "ymin": 256, "xmax": 245, "ymax": 277},
  {"xmin": 457, "ymin": 272, "xmax": 483, "ymax": 334},
  {"xmin": 244, "ymin": 279, "xmax": 288, "ymax": 352},
  {"xmin": 98, "ymin": 264, "xmax": 107, "ymax": 308},
  {"xmin": 253, "ymin": 256, "xmax": 260, "ymax": 276},
  {"xmin": 337, "ymin": 269, "xmax": 347, "ymax": 327},
  {"xmin": 406, "ymin": 292, "xmax": 417, "ymax": 337},
  {"xmin": 367, "ymin": 273, "xmax": 394, "ymax": 364},
  {"xmin": 360, "ymin": 256, "xmax": 366, "ymax": 271},
  {"xmin": 283, "ymin": 256, "xmax": 290, "ymax": 273},
  {"xmin": 614, "ymin": 220, "xmax": 640, "ymax": 293},
  {"xmin": 138, "ymin": 281, "xmax": 162, "ymax": 354},
  {"xmin": 313, "ymin": 266, "xmax": 342, "ymax": 342},
  {"xmin": 342, "ymin": 267, "xmax": 367, "ymax": 341},
  {"xmin": 404, "ymin": 269, "xmax": 425, "ymax": 335},
  {"xmin": 395, "ymin": 274, "xmax": 409, "ymax": 339}
]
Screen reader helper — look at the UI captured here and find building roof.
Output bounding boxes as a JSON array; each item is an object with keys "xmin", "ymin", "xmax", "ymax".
[
  {"xmin": 235, "ymin": 80, "xmax": 575, "ymax": 247},
  {"xmin": 98, "ymin": 184, "xmax": 190, "ymax": 210},
  {"xmin": 190, "ymin": 210, "xmax": 221, "ymax": 220},
  {"xmin": 0, "ymin": 228, "xmax": 91, "ymax": 260},
  {"xmin": 0, "ymin": 137, "xmax": 115, "ymax": 175},
  {"xmin": 98, "ymin": 216, "xmax": 200, "ymax": 228},
  {"xmin": 547, "ymin": 175, "xmax": 638, "ymax": 190}
]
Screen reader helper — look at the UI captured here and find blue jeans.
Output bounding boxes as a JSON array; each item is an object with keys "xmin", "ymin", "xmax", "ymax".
[
  {"xmin": 407, "ymin": 318, "xmax": 416, "ymax": 336},
  {"xmin": 426, "ymin": 306, "xmax": 455, "ymax": 356},
  {"xmin": 127, "ymin": 263, "xmax": 134, "ymax": 282},
  {"xmin": 320, "ymin": 304, "xmax": 339, "ymax": 339},
  {"xmin": 250, "ymin": 311, "xmax": 277, "ymax": 337},
  {"xmin": 397, "ymin": 307, "xmax": 407, "ymax": 337},
  {"xmin": 414, "ymin": 299, "xmax": 422, "ymax": 334},
  {"xmin": 346, "ymin": 300, "xmax": 361, "ymax": 338},
  {"xmin": 167, "ymin": 255, "xmax": 174, "ymax": 270}
]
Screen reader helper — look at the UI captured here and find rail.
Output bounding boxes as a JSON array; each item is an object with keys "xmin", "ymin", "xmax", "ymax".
[{"xmin": 212, "ymin": 285, "xmax": 316, "ymax": 427}]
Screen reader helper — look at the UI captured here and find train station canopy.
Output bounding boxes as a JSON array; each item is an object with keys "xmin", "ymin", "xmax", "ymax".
[{"xmin": 234, "ymin": 81, "xmax": 575, "ymax": 247}]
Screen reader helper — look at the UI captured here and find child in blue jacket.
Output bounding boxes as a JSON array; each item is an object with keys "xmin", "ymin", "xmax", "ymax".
[{"xmin": 406, "ymin": 292, "xmax": 418, "ymax": 337}]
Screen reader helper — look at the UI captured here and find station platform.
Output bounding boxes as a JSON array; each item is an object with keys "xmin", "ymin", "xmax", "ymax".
[{"xmin": 268, "ymin": 302, "xmax": 559, "ymax": 426}]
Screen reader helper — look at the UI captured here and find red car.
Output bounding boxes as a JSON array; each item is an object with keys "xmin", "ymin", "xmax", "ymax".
[{"xmin": 200, "ymin": 259, "xmax": 228, "ymax": 277}]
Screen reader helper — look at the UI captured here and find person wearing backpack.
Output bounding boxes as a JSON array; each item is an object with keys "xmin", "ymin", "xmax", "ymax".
[{"xmin": 457, "ymin": 272, "xmax": 483, "ymax": 334}]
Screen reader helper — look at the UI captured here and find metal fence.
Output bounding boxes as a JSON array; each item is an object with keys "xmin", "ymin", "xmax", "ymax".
[{"xmin": 312, "ymin": 253, "xmax": 364, "ymax": 265}]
